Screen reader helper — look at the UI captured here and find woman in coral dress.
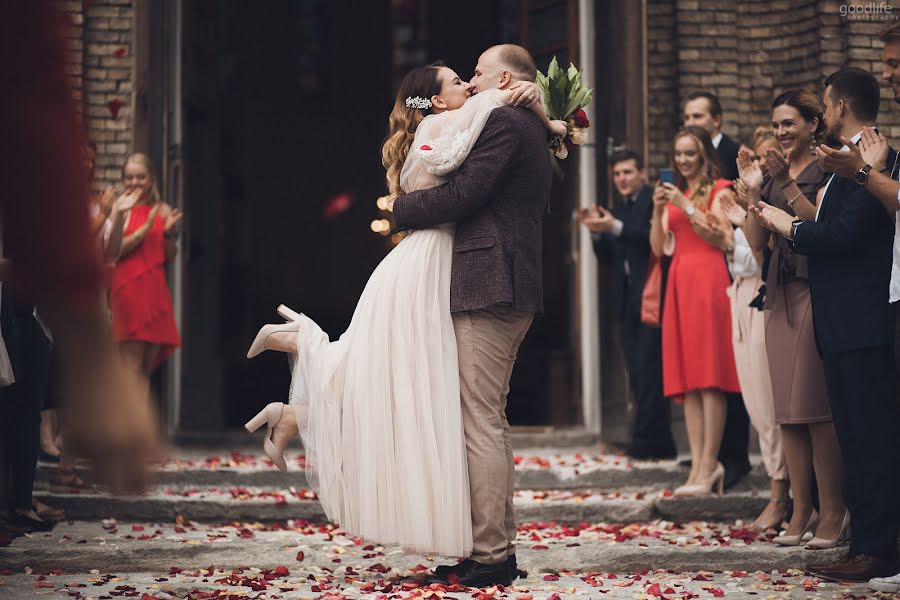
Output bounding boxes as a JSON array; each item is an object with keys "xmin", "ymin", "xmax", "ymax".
[
  {"xmin": 650, "ymin": 126, "xmax": 741, "ymax": 496},
  {"xmin": 109, "ymin": 153, "xmax": 182, "ymax": 387}
]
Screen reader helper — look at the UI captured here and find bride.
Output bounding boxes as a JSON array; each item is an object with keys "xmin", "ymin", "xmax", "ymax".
[{"xmin": 244, "ymin": 62, "xmax": 565, "ymax": 557}]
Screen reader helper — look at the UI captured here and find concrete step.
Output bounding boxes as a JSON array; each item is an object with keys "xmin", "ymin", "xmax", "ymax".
[
  {"xmin": 0, "ymin": 519, "xmax": 843, "ymax": 576},
  {"xmin": 34, "ymin": 485, "xmax": 774, "ymax": 526},
  {"xmin": 36, "ymin": 449, "xmax": 770, "ymax": 492}
]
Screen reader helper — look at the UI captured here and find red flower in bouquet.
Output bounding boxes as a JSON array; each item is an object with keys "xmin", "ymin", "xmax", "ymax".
[{"xmin": 573, "ymin": 108, "xmax": 590, "ymax": 128}]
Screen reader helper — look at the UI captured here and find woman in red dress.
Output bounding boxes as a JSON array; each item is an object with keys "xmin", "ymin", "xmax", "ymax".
[
  {"xmin": 109, "ymin": 154, "xmax": 182, "ymax": 390},
  {"xmin": 650, "ymin": 126, "xmax": 741, "ymax": 496}
]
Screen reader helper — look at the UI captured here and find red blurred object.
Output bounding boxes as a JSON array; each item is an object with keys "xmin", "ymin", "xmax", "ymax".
[
  {"xmin": 107, "ymin": 97, "xmax": 124, "ymax": 118},
  {"xmin": 322, "ymin": 193, "xmax": 354, "ymax": 220},
  {"xmin": 114, "ymin": 46, "xmax": 127, "ymax": 58}
]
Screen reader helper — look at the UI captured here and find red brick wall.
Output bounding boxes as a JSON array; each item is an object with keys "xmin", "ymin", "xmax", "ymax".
[
  {"xmin": 56, "ymin": 0, "xmax": 134, "ymax": 191},
  {"xmin": 646, "ymin": 0, "xmax": 900, "ymax": 173}
]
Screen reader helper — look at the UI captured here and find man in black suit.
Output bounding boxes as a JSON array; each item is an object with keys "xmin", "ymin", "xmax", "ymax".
[
  {"xmin": 684, "ymin": 90, "xmax": 741, "ymax": 181},
  {"xmin": 579, "ymin": 149, "xmax": 676, "ymax": 459},
  {"xmin": 683, "ymin": 91, "xmax": 751, "ymax": 487},
  {"xmin": 755, "ymin": 68, "xmax": 900, "ymax": 583}
]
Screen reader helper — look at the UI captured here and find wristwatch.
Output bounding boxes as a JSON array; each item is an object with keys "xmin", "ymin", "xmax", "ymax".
[
  {"xmin": 790, "ymin": 219, "xmax": 804, "ymax": 240},
  {"xmin": 855, "ymin": 164, "xmax": 872, "ymax": 186},
  {"xmin": 683, "ymin": 204, "xmax": 696, "ymax": 218}
]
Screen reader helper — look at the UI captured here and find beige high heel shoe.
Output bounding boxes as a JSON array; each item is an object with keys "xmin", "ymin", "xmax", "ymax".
[
  {"xmin": 276, "ymin": 304, "xmax": 302, "ymax": 321},
  {"xmin": 247, "ymin": 319, "xmax": 301, "ymax": 358},
  {"xmin": 673, "ymin": 462, "xmax": 725, "ymax": 497},
  {"xmin": 773, "ymin": 510, "xmax": 819, "ymax": 546},
  {"xmin": 804, "ymin": 511, "xmax": 850, "ymax": 550},
  {"xmin": 244, "ymin": 402, "xmax": 290, "ymax": 471}
]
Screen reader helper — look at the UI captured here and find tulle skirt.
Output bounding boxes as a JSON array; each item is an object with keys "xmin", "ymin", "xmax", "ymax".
[{"xmin": 289, "ymin": 225, "xmax": 473, "ymax": 557}]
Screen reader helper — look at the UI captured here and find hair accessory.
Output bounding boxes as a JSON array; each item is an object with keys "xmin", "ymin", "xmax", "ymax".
[{"xmin": 405, "ymin": 96, "xmax": 432, "ymax": 110}]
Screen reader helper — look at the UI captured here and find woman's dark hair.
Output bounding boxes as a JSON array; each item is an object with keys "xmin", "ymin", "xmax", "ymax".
[
  {"xmin": 772, "ymin": 89, "xmax": 825, "ymax": 141},
  {"xmin": 381, "ymin": 64, "xmax": 445, "ymax": 196}
]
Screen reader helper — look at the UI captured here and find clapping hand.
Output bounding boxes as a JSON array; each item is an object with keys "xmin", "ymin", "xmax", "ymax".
[
  {"xmin": 579, "ymin": 205, "xmax": 617, "ymax": 233},
  {"xmin": 164, "ymin": 208, "xmax": 183, "ymax": 234},
  {"xmin": 762, "ymin": 148, "xmax": 790, "ymax": 185},
  {"xmin": 691, "ymin": 211, "xmax": 732, "ymax": 251},
  {"xmin": 859, "ymin": 126, "xmax": 889, "ymax": 172},
  {"xmin": 749, "ymin": 201, "xmax": 794, "ymax": 238},
  {"xmin": 815, "ymin": 138, "xmax": 866, "ymax": 178},
  {"xmin": 720, "ymin": 190, "xmax": 747, "ymax": 226},
  {"xmin": 98, "ymin": 186, "xmax": 116, "ymax": 216},
  {"xmin": 114, "ymin": 188, "xmax": 142, "ymax": 213},
  {"xmin": 737, "ymin": 147, "xmax": 765, "ymax": 191}
]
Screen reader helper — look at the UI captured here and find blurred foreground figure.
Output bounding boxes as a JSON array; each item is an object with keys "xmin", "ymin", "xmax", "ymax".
[{"xmin": 0, "ymin": 1, "xmax": 160, "ymax": 495}]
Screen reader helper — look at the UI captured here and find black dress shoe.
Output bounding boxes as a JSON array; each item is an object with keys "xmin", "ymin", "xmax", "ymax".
[
  {"xmin": 431, "ymin": 555, "xmax": 524, "ymax": 583},
  {"xmin": 430, "ymin": 558, "xmax": 476, "ymax": 581},
  {"xmin": 508, "ymin": 554, "xmax": 527, "ymax": 579},
  {"xmin": 678, "ymin": 458, "xmax": 692, "ymax": 468},
  {"xmin": 722, "ymin": 461, "xmax": 752, "ymax": 490},
  {"xmin": 457, "ymin": 560, "xmax": 511, "ymax": 587}
]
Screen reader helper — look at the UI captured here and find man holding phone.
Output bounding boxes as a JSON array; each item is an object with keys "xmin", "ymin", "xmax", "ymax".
[{"xmin": 580, "ymin": 149, "xmax": 676, "ymax": 459}]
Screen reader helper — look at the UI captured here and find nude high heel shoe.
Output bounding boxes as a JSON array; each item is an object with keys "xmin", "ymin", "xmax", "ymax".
[
  {"xmin": 804, "ymin": 511, "xmax": 850, "ymax": 549},
  {"xmin": 773, "ymin": 511, "xmax": 819, "ymax": 546},
  {"xmin": 673, "ymin": 462, "xmax": 725, "ymax": 497},
  {"xmin": 244, "ymin": 402, "xmax": 290, "ymax": 471},
  {"xmin": 247, "ymin": 319, "xmax": 301, "ymax": 358},
  {"xmin": 276, "ymin": 304, "xmax": 302, "ymax": 321}
]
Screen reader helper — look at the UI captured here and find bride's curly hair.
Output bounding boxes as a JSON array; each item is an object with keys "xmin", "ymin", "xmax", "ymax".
[{"xmin": 381, "ymin": 64, "xmax": 444, "ymax": 196}]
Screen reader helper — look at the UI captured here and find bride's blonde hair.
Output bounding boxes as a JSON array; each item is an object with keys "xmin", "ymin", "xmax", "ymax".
[{"xmin": 381, "ymin": 65, "xmax": 444, "ymax": 196}]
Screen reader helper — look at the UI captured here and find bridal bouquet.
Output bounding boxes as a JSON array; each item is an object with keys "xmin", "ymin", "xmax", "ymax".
[{"xmin": 537, "ymin": 56, "xmax": 593, "ymax": 173}]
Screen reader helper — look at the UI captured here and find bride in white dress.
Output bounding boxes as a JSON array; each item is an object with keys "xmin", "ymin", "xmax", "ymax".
[{"xmin": 244, "ymin": 63, "xmax": 565, "ymax": 557}]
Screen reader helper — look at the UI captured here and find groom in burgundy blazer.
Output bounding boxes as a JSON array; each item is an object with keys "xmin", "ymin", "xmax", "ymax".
[{"xmin": 392, "ymin": 44, "xmax": 553, "ymax": 587}]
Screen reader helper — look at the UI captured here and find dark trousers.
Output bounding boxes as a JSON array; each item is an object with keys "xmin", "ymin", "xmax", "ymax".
[
  {"xmin": 0, "ymin": 314, "xmax": 51, "ymax": 511},
  {"xmin": 822, "ymin": 345, "xmax": 900, "ymax": 559},
  {"xmin": 620, "ymin": 294, "xmax": 675, "ymax": 454},
  {"xmin": 719, "ymin": 393, "xmax": 751, "ymax": 471}
]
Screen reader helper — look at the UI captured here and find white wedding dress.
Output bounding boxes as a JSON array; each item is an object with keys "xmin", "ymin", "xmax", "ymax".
[{"xmin": 288, "ymin": 89, "xmax": 507, "ymax": 557}]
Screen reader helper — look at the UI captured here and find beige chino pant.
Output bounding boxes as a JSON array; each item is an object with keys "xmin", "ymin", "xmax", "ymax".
[{"xmin": 453, "ymin": 304, "xmax": 534, "ymax": 565}]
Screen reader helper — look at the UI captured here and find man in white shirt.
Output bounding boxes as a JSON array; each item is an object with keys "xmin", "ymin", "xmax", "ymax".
[{"xmin": 683, "ymin": 91, "xmax": 740, "ymax": 180}]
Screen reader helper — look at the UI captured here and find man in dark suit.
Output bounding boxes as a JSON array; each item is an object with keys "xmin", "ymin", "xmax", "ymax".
[
  {"xmin": 684, "ymin": 90, "xmax": 741, "ymax": 181},
  {"xmin": 393, "ymin": 44, "xmax": 553, "ymax": 588},
  {"xmin": 683, "ymin": 90, "xmax": 751, "ymax": 486},
  {"xmin": 579, "ymin": 149, "xmax": 675, "ymax": 459},
  {"xmin": 755, "ymin": 68, "xmax": 900, "ymax": 583}
]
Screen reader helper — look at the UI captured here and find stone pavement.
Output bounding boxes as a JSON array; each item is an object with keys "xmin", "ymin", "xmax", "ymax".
[{"xmin": 3, "ymin": 447, "xmax": 895, "ymax": 599}]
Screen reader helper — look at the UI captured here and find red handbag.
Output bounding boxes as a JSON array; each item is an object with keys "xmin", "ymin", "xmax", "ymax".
[{"xmin": 640, "ymin": 255, "xmax": 662, "ymax": 327}]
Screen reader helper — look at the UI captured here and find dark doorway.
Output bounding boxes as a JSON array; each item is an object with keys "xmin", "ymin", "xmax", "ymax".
[{"xmin": 175, "ymin": 0, "xmax": 581, "ymax": 431}]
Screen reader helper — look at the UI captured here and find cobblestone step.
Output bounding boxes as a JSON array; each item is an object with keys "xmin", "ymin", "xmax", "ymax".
[
  {"xmin": 0, "ymin": 519, "xmax": 843, "ymax": 576},
  {"xmin": 34, "ymin": 486, "xmax": 774, "ymax": 526},
  {"xmin": 36, "ymin": 449, "xmax": 771, "ymax": 492}
]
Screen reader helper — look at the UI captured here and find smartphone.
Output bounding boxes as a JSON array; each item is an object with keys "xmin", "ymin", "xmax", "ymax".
[{"xmin": 658, "ymin": 168, "xmax": 675, "ymax": 185}]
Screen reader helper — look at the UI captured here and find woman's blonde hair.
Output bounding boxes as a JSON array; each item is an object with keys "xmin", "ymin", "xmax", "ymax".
[
  {"xmin": 381, "ymin": 65, "xmax": 444, "ymax": 197},
  {"xmin": 122, "ymin": 152, "xmax": 161, "ymax": 204},
  {"xmin": 672, "ymin": 126, "xmax": 721, "ymax": 209},
  {"xmin": 751, "ymin": 126, "xmax": 777, "ymax": 153}
]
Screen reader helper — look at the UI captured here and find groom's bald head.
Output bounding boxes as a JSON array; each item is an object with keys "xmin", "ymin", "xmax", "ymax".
[{"xmin": 471, "ymin": 44, "xmax": 537, "ymax": 93}]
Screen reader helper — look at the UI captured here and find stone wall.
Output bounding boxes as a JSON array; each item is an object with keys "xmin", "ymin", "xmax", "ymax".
[
  {"xmin": 645, "ymin": 0, "xmax": 900, "ymax": 174},
  {"xmin": 56, "ymin": 0, "xmax": 135, "ymax": 191}
]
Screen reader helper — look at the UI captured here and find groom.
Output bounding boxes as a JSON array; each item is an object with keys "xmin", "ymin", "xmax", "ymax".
[{"xmin": 392, "ymin": 44, "xmax": 553, "ymax": 587}]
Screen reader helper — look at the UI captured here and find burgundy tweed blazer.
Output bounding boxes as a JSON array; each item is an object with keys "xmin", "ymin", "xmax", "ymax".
[{"xmin": 392, "ymin": 106, "xmax": 553, "ymax": 314}]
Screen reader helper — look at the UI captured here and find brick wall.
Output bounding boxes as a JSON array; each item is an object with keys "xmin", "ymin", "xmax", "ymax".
[
  {"xmin": 646, "ymin": 0, "xmax": 900, "ymax": 174},
  {"xmin": 56, "ymin": 0, "xmax": 135, "ymax": 192}
]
